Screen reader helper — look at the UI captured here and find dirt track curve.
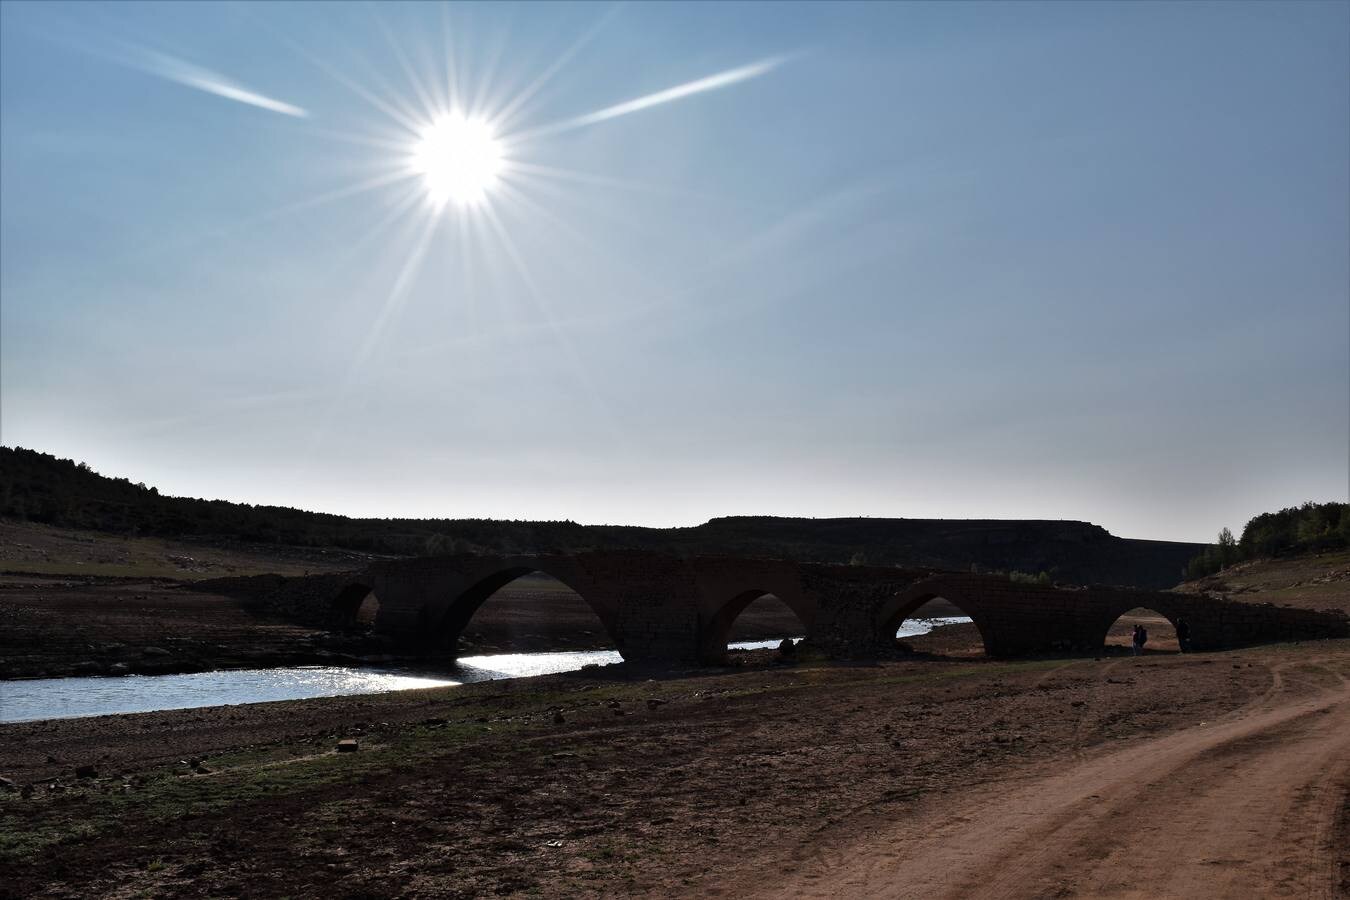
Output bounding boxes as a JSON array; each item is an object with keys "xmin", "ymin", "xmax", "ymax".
[{"xmin": 737, "ymin": 654, "xmax": 1350, "ymax": 900}]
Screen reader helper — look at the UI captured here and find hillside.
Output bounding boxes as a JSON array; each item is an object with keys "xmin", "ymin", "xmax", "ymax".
[
  {"xmin": 1177, "ymin": 548, "xmax": 1350, "ymax": 616},
  {"xmin": 0, "ymin": 446, "xmax": 1200, "ymax": 587}
]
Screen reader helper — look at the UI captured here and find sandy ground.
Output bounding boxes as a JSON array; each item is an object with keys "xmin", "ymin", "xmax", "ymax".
[
  {"xmin": 728, "ymin": 647, "xmax": 1350, "ymax": 899},
  {"xmin": 3, "ymin": 638, "xmax": 1346, "ymax": 899}
]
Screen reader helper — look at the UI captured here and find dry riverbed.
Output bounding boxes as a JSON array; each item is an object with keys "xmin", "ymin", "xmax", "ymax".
[{"xmin": 4, "ymin": 638, "xmax": 1347, "ymax": 899}]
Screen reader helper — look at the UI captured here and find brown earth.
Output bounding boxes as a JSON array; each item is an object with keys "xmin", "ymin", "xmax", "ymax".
[
  {"xmin": 0, "ymin": 576, "xmax": 339, "ymax": 678},
  {"xmin": 2, "ymin": 638, "xmax": 1347, "ymax": 898},
  {"xmin": 728, "ymin": 649, "xmax": 1350, "ymax": 900},
  {"xmin": 0, "ymin": 519, "xmax": 374, "ymax": 580},
  {"xmin": 1179, "ymin": 548, "xmax": 1350, "ymax": 615}
]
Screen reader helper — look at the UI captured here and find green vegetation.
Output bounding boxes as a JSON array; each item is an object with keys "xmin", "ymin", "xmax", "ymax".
[
  {"xmin": 1009, "ymin": 570, "xmax": 1052, "ymax": 585},
  {"xmin": 1185, "ymin": 502, "xmax": 1350, "ymax": 580}
]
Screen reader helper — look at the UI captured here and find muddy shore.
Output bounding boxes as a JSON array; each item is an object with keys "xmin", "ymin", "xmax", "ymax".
[{"xmin": 4, "ymin": 637, "xmax": 1346, "ymax": 898}]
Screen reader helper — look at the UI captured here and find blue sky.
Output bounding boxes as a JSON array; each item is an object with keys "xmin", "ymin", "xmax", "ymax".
[{"xmin": 1, "ymin": 1, "xmax": 1346, "ymax": 542}]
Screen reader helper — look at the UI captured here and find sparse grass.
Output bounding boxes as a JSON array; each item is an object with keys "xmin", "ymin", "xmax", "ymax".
[
  {"xmin": 2, "ymin": 560, "xmax": 208, "ymax": 580},
  {"xmin": 0, "ymin": 670, "xmax": 834, "ymax": 865},
  {"xmin": 0, "ymin": 719, "xmax": 498, "ymax": 864},
  {"xmin": 0, "ymin": 519, "xmax": 359, "ymax": 580}
]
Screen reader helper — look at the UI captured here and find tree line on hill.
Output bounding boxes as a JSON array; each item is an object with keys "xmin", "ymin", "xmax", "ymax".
[
  {"xmin": 0, "ymin": 446, "xmax": 1199, "ymax": 587},
  {"xmin": 1184, "ymin": 501, "xmax": 1350, "ymax": 580},
  {"xmin": 0, "ymin": 447, "xmax": 601, "ymax": 555}
]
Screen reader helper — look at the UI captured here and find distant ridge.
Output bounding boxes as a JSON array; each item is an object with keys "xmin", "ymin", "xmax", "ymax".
[{"xmin": 0, "ymin": 446, "xmax": 1200, "ymax": 588}]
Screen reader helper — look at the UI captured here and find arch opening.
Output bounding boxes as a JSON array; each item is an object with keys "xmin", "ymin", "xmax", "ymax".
[
  {"xmin": 702, "ymin": 589, "xmax": 812, "ymax": 665},
  {"xmin": 439, "ymin": 567, "xmax": 622, "ymax": 663},
  {"xmin": 332, "ymin": 582, "xmax": 379, "ymax": 631},
  {"xmin": 883, "ymin": 593, "xmax": 987, "ymax": 657},
  {"xmin": 1102, "ymin": 607, "xmax": 1181, "ymax": 655}
]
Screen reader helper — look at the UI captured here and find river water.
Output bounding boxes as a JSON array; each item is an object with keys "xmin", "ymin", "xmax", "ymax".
[{"xmin": 0, "ymin": 618, "xmax": 970, "ymax": 724}]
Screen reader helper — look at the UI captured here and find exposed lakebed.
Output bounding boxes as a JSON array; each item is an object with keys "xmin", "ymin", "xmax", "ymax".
[{"xmin": 0, "ymin": 618, "xmax": 970, "ymax": 723}]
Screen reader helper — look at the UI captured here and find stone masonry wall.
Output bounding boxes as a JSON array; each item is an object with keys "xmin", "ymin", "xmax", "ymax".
[{"xmin": 358, "ymin": 555, "xmax": 1349, "ymax": 665}]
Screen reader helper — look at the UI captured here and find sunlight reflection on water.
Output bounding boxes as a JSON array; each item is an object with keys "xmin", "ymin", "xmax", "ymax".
[{"xmin": 0, "ymin": 619, "xmax": 970, "ymax": 723}]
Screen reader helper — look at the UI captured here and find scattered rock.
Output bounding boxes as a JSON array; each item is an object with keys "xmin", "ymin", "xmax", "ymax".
[
  {"xmin": 142, "ymin": 647, "xmax": 171, "ymax": 658},
  {"xmin": 74, "ymin": 764, "xmax": 98, "ymax": 779},
  {"xmin": 645, "ymin": 698, "xmax": 667, "ymax": 710},
  {"xmin": 108, "ymin": 662, "xmax": 131, "ymax": 675},
  {"xmin": 337, "ymin": 739, "xmax": 359, "ymax": 753},
  {"xmin": 552, "ymin": 711, "xmax": 566, "ymax": 724},
  {"xmin": 0, "ymin": 776, "xmax": 16, "ymax": 792}
]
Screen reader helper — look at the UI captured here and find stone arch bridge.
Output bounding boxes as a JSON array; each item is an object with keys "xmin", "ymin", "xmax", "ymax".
[{"xmin": 333, "ymin": 552, "xmax": 1346, "ymax": 665}]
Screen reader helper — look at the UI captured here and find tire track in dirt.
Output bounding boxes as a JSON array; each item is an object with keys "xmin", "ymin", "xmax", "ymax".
[
  {"xmin": 956, "ymin": 696, "xmax": 1349, "ymax": 900},
  {"xmin": 744, "ymin": 660, "xmax": 1350, "ymax": 900}
]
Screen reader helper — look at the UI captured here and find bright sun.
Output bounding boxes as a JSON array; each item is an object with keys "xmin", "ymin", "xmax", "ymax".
[{"xmin": 411, "ymin": 113, "xmax": 504, "ymax": 208}]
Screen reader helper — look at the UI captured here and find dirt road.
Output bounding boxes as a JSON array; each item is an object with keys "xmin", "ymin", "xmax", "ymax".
[{"xmin": 748, "ymin": 654, "xmax": 1350, "ymax": 899}]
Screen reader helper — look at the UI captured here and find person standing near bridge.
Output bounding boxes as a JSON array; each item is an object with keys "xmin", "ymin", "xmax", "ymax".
[
  {"xmin": 1176, "ymin": 618, "xmax": 1192, "ymax": 653},
  {"xmin": 1131, "ymin": 623, "xmax": 1148, "ymax": 656}
]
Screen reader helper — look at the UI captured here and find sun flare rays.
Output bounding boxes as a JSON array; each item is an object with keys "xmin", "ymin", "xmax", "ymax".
[{"xmin": 82, "ymin": 4, "xmax": 792, "ymax": 449}]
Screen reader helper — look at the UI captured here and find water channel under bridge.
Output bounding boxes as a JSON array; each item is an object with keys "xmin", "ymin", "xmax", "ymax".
[{"xmin": 318, "ymin": 552, "xmax": 1349, "ymax": 666}]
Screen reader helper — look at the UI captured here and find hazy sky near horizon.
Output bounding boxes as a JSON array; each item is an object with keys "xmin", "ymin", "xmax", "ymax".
[{"xmin": 1, "ymin": 1, "xmax": 1347, "ymax": 543}]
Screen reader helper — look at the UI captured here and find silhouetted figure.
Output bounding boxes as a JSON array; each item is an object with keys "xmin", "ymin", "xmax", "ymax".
[
  {"xmin": 1176, "ymin": 618, "xmax": 1192, "ymax": 653},
  {"xmin": 1131, "ymin": 623, "xmax": 1148, "ymax": 656}
]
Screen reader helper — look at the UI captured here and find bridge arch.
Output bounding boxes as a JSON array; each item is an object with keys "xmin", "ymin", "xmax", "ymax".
[
  {"xmin": 1096, "ymin": 601, "xmax": 1183, "ymax": 654},
  {"xmin": 331, "ymin": 580, "xmax": 379, "ymax": 629},
  {"xmin": 699, "ymin": 587, "xmax": 814, "ymax": 664},
  {"xmin": 434, "ymin": 563, "xmax": 624, "ymax": 659},
  {"xmin": 876, "ymin": 580, "xmax": 994, "ymax": 656}
]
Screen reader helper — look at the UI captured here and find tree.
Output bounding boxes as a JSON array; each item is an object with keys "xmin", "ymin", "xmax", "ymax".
[{"xmin": 1217, "ymin": 527, "xmax": 1237, "ymax": 569}]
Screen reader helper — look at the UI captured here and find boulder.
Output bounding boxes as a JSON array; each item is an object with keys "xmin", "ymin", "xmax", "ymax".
[
  {"xmin": 74, "ymin": 765, "xmax": 98, "ymax": 779},
  {"xmin": 336, "ymin": 739, "xmax": 359, "ymax": 753}
]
